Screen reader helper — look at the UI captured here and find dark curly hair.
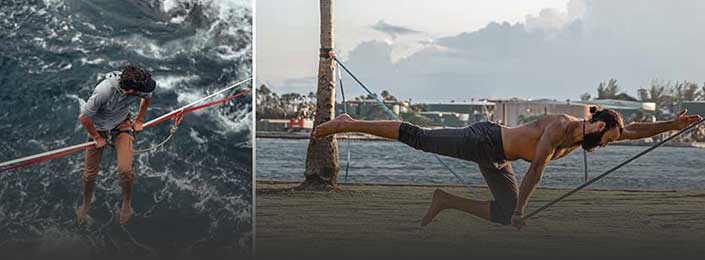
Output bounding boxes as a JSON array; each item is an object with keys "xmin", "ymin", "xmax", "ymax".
[
  {"xmin": 589, "ymin": 106, "xmax": 624, "ymax": 133},
  {"xmin": 119, "ymin": 65, "xmax": 156, "ymax": 93},
  {"xmin": 582, "ymin": 106, "xmax": 625, "ymax": 150}
]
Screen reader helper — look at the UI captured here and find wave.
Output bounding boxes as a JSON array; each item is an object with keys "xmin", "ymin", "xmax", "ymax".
[{"xmin": 0, "ymin": 0, "xmax": 252, "ymax": 258}]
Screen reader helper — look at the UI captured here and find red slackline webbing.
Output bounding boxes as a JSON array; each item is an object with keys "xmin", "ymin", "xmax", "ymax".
[{"xmin": 0, "ymin": 87, "xmax": 251, "ymax": 174}]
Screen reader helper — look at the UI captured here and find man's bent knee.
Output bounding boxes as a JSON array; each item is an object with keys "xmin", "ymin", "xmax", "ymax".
[
  {"xmin": 117, "ymin": 168, "xmax": 135, "ymax": 184},
  {"xmin": 83, "ymin": 172, "xmax": 98, "ymax": 184},
  {"xmin": 489, "ymin": 199, "xmax": 517, "ymax": 225}
]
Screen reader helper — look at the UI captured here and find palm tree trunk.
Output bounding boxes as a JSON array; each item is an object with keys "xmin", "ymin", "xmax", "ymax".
[{"xmin": 299, "ymin": 0, "xmax": 339, "ymax": 190}]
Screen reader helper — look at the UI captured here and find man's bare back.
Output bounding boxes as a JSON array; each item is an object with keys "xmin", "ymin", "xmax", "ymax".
[{"xmin": 501, "ymin": 114, "xmax": 594, "ymax": 162}]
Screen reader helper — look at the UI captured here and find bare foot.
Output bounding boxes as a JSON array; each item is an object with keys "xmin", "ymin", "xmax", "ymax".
[
  {"xmin": 312, "ymin": 114, "xmax": 353, "ymax": 139},
  {"xmin": 421, "ymin": 189, "xmax": 448, "ymax": 227},
  {"xmin": 77, "ymin": 205, "xmax": 89, "ymax": 225},
  {"xmin": 119, "ymin": 203, "xmax": 133, "ymax": 225}
]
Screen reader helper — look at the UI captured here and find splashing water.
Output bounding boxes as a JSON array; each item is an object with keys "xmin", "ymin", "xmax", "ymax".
[{"xmin": 0, "ymin": 0, "xmax": 252, "ymax": 258}]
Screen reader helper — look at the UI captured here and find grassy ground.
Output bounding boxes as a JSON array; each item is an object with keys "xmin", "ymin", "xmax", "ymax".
[{"xmin": 256, "ymin": 181, "xmax": 705, "ymax": 259}]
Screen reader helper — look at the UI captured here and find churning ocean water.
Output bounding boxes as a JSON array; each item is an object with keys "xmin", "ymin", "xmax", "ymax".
[
  {"xmin": 257, "ymin": 138, "xmax": 705, "ymax": 191},
  {"xmin": 0, "ymin": 0, "xmax": 252, "ymax": 259}
]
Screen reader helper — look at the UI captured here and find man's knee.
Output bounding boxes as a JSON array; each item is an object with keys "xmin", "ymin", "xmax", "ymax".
[
  {"xmin": 83, "ymin": 171, "xmax": 98, "ymax": 183},
  {"xmin": 83, "ymin": 148, "xmax": 102, "ymax": 183},
  {"xmin": 117, "ymin": 166, "xmax": 135, "ymax": 183}
]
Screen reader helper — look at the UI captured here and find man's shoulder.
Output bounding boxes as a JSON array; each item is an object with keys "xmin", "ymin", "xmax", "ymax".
[
  {"xmin": 543, "ymin": 115, "xmax": 577, "ymax": 141},
  {"xmin": 103, "ymin": 71, "xmax": 121, "ymax": 80},
  {"xmin": 542, "ymin": 114, "xmax": 576, "ymax": 125},
  {"xmin": 94, "ymin": 72, "xmax": 121, "ymax": 96}
]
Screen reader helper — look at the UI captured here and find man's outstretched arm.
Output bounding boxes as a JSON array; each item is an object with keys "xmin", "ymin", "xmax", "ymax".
[
  {"xmin": 512, "ymin": 127, "xmax": 559, "ymax": 230},
  {"xmin": 133, "ymin": 97, "xmax": 151, "ymax": 132},
  {"xmin": 619, "ymin": 110, "xmax": 703, "ymax": 141}
]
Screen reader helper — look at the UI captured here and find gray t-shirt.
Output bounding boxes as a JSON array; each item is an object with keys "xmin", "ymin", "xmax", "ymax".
[{"xmin": 80, "ymin": 71, "xmax": 152, "ymax": 131}]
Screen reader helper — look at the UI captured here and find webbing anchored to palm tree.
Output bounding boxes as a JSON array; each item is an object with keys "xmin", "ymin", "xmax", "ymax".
[{"xmin": 332, "ymin": 55, "xmax": 474, "ymax": 191}]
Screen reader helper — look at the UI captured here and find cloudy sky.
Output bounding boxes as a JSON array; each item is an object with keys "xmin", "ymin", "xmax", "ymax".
[{"xmin": 256, "ymin": 0, "xmax": 705, "ymax": 102}]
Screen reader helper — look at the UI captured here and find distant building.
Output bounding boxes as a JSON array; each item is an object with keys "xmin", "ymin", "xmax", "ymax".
[
  {"xmin": 492, "ymin": 99, "xmax": 590, "ymax": 126},
  {"xmin": 422, "ymin": 101, "xmax": 494, "ymax": 123},
  {"xmin": 612, "ymin": 93, "xmax": 639, "ymax": 102},
  {"xmin": 682, "ymin": 101, "xmax": 705, "ymax": 117},
  {"xmin": 256, "ymin": 119, "xmax": 290, "ymax": 132},
  {"xmin": 256, "ymin": 118, "xmax": 313, "ymax": 132},
  {"xmin": 418, "ymin": 111, "xmax": 470, "ymax": 127},
  {"xmin": 337, "ymin": 99, "xmax": 409, "ymax": 117},
  {"xmin": 577, "ymin": 99, "xmax": 656, "ymax": 122}
]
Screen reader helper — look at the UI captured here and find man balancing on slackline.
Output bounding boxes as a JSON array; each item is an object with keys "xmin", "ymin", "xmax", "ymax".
[
  {"xmin": 312, "ymin": 107, "xmax": 702, "ymax": 230},
  {"xmin": 77, "ymin": 65, "xmax": 156, "ymax": 225}
]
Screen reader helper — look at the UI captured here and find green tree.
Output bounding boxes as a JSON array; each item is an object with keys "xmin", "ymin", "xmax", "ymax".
[
  {"xmin": 258, "ymin": 84, "xmax": 272, "ymax": 96},
  {"xmin": 648, "ymin": 82, "xmax": 666, "ymax": 107},
  {"xmin": 380, "ymin": 90, "xmax": 397, "ymax": 101},
  {"xmin": 682, "ymin": 82, "xmax": 701, "ymax": 101},
  {"xmin": 637, "ymin": 88, "xmax": 650, "ymax": 101},
  {"xmin": 580, "ymin": 93, "xmax": 591, "ymax": 101},
  {"xmin": 281, "ymin": 93, "xmax": 303, "ymax": 103},
  {"xmin": 597, "ymin": 78, "xmax": 620, "ymax": 99},
  {"xmin": 672, "ymin": 81, "xmax": 685, "ymax": 103}
]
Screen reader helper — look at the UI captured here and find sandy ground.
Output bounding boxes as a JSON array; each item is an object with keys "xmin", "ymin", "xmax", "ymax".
[{"xmin": 256, "ymin": 181, "xmax": 705, "ymax": 260}]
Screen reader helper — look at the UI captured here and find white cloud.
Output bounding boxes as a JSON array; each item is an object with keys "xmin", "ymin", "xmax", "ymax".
[{"xmin": 315, "ymin": 0, "xmax": 705, "ymax": 101}]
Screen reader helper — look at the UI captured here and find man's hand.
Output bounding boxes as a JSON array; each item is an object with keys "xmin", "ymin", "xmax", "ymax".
[
  {"xmin": 511, "ymin": 213, "xmax": 526, "ymax": 230},
  {"xmin": 94, "ymin": 135, "xmax": 107, "ymax": 148},
  {"xmin": 673, "ymin": 109, "xmax": 703, "ymax": 130},
  {"xmin": 80, "ymin": 114, "xmax": 105, "ymax": 148},
  {"xmin": 133, "ymin": 120, "xmax": 144, "ymax": 133}
]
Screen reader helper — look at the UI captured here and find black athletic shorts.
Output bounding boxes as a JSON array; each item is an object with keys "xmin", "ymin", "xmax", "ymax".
[{"xmin": 398, "ymin": 121, "xmax": 518, "ymax": 225}]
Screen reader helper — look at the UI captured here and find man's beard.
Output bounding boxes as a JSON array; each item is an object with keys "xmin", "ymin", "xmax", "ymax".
[{"xmin": 582, "ymin": 131, "xmax": 606, "ymax": 151}]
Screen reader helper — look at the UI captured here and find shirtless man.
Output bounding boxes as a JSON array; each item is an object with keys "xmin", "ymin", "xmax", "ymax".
[
  {"xmin": 77, "ymin": 65, "xmax": 156, "ymax": 225},
  {"xmin": 312, "ymin": 107, "xmax": 702, "ymax": 229}
]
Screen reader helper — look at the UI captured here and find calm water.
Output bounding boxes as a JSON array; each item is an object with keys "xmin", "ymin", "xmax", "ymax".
[
  {"xmin": 0, "ymin": 0, "xmax": 252, "ymax": 258},
  {"xmin": 257, "ymin": 138, "xmax": 705, "ymax": 191}
]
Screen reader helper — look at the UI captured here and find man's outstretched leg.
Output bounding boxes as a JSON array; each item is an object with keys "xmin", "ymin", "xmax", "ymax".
[
  {"xmin": 314, "ymin": 114, "xmax": 477, "ymax": 160},
  {"xmin": 79, "ymin": 146, "xmax": 102, "ymax": 224},
  {"xmin": 115, "ymin": 131, "xmax": 135, "ymax": 225},
  {"xmin": 316, "ymin": 114, "xmax": 516, "ymax": 225},
  {"xmin": 313, "ymin": 114, "xmax": 402, "ymax": 140},
  {"xmin": 421, "ymin": 189, "xmax": 491, "ymax": 226}
]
